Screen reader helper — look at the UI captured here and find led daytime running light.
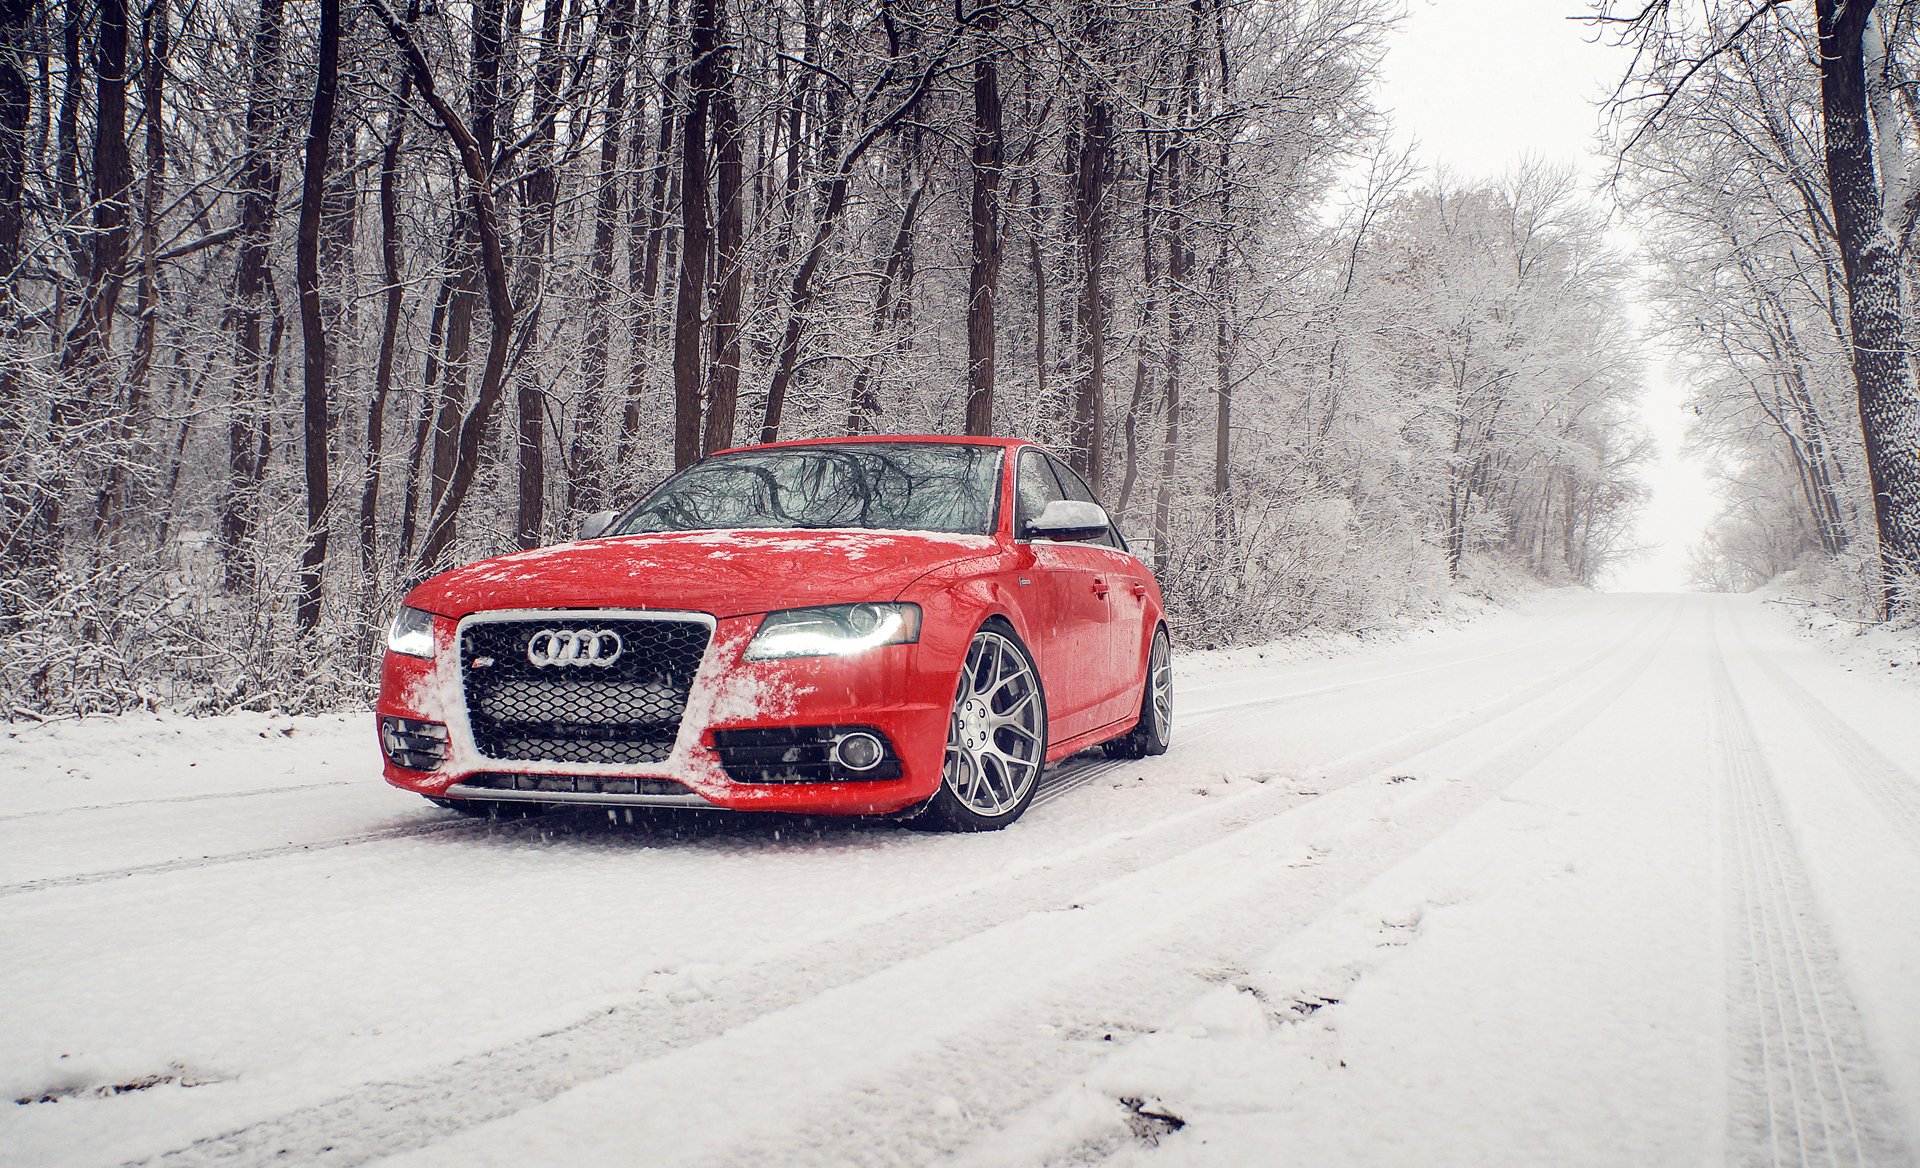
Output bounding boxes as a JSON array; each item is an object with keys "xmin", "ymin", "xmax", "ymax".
[{"xmin": 746, "ymin": 604, "xmax": 920, "ymax": 661}]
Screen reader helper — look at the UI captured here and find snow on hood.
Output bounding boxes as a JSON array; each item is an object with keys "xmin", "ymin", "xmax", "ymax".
[{"xmin": 404, "ymin": 528, "xmax": 1001, "ymax": 619}]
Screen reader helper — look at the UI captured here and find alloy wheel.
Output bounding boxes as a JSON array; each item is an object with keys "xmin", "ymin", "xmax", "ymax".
[
  {"xmin": 943, "ymin": 630, "xmax": 1045, "ymax": 817},
  {"xmin": 1149, "ymin": 629, "xmax": 1173, "ymax": 740}
]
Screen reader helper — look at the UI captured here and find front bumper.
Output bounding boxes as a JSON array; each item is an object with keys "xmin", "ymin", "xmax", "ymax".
[{"xmin": 375, "ymin": 611, "xmax": 952, "ymax": 815}]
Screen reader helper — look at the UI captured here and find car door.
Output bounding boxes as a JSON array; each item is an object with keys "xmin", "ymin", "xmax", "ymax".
[
  {"xmin": 1046, "ymin": 455, "xmax": 1151, "ymax": 727},
  {"xmin": 1012, "ymin": 449, "xmax": 1111, "ymax": 741}
]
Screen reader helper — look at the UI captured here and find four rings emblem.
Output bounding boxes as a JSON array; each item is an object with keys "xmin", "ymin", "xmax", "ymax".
[{"xmin": 526, "ymin": 628, "xmax": 624, "ymax": 668}]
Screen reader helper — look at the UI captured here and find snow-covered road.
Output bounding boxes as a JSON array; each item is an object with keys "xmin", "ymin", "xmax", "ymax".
[{"xmin": 4, "ymin": 592, "xmax": 1917, "ymax": 1167}]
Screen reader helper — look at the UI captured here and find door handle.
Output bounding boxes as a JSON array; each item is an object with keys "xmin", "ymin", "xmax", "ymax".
[
  {"xmin": 1092, "ymin": 577, "xmax": 1110, "ymax": 597},
  {"xmin": 1131, "ymin": 582, "xmax": 1147, "ymax": 598}
]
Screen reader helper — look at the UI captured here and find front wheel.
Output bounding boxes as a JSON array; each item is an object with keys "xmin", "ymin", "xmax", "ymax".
[
  {"xmin": 1104, "ymin": 626, "xmax": 1172, "ymax": 759},
  {"xmin": 908, "ymin": 624, "xmax": 1048, "ymax": 832}
]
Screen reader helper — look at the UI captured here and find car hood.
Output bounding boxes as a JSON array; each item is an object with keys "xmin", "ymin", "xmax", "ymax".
[{"xmin": 405, "ymin": 528, "xmax": 1002, "ymax": 619}]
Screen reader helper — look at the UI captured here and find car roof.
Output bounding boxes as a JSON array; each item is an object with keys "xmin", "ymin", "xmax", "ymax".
[{"xmin": 712, "ymin": 434, "xmax": 1036, "ymax": 456}]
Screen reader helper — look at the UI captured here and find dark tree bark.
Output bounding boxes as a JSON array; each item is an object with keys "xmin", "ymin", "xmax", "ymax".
[
  {"xmin": 54, "ymin": 0, "xmax": 79, "ymax": 299},
  {"xmin": 426, "ymin": 0, "xmax": 505, "ymax": 516},
  {"xmin": 56, "ymin": 0, "xmax": 131, "ymax": 373},
  {"xmin": 569, "ymin": 0, "xmax": 637, "ymax": 510},
  {"xmin": 1118, "ymin": 108, "xmax": 1160, "ymax": 520},
  {"xmin": 0, "ymin": 0, "xmax": 24, "ymax": 307},
  {"xmin": 1152, "ymin": 42, "xmax": 1196, "ymax": 574},
  {"xmin": 510, "ymin": 0, "xmax": 567, "ymax": 548},
  {"xmin": 294, "ymin": 0, "xmax": 340, "ymax": 637},
  {"xmin": 93, "ymin": 0, "xmax": 165, "ymax": 539},
  {"xmin": 395, "ymin": 255, "xmax": 453, "ymax": 563},
  {"xmin": 0, "ymin": 0, "xmax": 31, "ymax": 583},
  {"xmin": 617, "ymin": 4, "xmax": 679, "ymax": 474},
  {"xmin": 964, "ymin": 22, "xmax": 1003, "ymax": 436},
  {"xmin": 369, "ymin": 0, "xmax": 516, "ymax": 577},
  {"xmin": 361, "ymin": 0, "xmax": 418, "ymax": 592},
  {"xmin": 1208, "ymin": 0, "xmax": 1233, "ymax": 545},
  {"xmin": 1028, "ymin": 175, "xmax": 1049, "ymax": 419},
  {"xmin": 669, "ymin": 0, "xmax": 715, "ymax": 469},
  {"xmin": 1067, "ymin": 83, "xmax": 1113, "ymax": 488},
  {"xmin": 1817, "ymin": 0, "xmax": 1920, "ymax": 613},
  {"xmin": 703, "ymin": 27, "xmax": 743, "ymax": 456},
  {"xmin": 123, "ymin": 0, "xmax": 165, "ymax": 401},
  {"xmin": 222, "ymin": 0, "xmax": 287, "ymax": 592}
]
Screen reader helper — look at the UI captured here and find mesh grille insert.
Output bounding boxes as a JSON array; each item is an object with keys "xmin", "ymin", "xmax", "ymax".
[{"xmin": 461, "ymin": 616, "xmax": 711, "ymax": 766}]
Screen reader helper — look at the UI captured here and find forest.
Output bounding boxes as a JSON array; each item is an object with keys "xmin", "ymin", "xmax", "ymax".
[
  {"xmin": 1603, "ymin": 0, "xmax": 1920, "ymax": 614},
  {"xmin": 0, "ymin": 0, "xmax": 1719, "ymax": 717}
]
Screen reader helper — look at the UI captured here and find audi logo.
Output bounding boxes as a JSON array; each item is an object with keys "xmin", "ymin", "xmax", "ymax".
[{"xmin": 526, "ymin": 628, "xmax": 624, "ymax": 668}]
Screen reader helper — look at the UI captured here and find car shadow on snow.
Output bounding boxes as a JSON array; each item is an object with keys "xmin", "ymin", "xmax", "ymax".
[{"xmin": 436, "ymin": 803, "xmax": 912, "ymax": 854}]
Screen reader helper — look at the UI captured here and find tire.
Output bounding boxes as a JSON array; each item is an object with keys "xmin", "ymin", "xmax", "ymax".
[
  {"xmin": 907, "ymin": 622, "xmax": 1049, "ymax": 832},
  {"xmin": 1104, "ymin": 625, "xmax": 1172, "ymax": 759}
]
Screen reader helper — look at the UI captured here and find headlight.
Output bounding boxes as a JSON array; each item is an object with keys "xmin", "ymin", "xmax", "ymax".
[
  {"xmin": 387, "ymin": 605, "xmax": 437, "ymax": 659},
  {"xmin": 745, "ymin": 603, "xmax": 921, "ymax": 661}
]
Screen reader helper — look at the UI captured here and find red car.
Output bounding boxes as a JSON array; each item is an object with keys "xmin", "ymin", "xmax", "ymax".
[{"xmin": 375, "ymin": 436, "xmax": 1171, "ymax": 830}]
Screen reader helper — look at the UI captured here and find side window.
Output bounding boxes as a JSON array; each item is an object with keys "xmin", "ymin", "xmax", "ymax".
[
  {"xmin": 1014, "ymin": 449, "xmax": 1067, "ymax": 538},
  {"xmin": 1046, "ymin": 456, "xmax": 1126, "ymax": 552}
]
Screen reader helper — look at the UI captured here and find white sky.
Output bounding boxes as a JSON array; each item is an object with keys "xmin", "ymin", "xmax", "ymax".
[{"xmin": 1371, "ymin": 0, "xmax": 1718, "ymax": 592}]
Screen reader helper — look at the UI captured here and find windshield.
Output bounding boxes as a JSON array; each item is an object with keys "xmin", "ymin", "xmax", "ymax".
[{"xmin": 611, "ymin": 443, "xmax": 1004, "ymax": 537}]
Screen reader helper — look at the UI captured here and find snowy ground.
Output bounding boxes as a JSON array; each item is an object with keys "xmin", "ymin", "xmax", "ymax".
[{"xmin": 4, "ymin": 591, "xmax": 1917, "ymax": 1167}]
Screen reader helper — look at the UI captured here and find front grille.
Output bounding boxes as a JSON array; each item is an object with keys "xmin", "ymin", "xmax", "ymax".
[
  {"xmin": 712, "ymin": 726, "xmax": 903, "ymax": 783},
  {"xmin": 461, "ymin": 615, "xmax": 711, "ymax": 765}
]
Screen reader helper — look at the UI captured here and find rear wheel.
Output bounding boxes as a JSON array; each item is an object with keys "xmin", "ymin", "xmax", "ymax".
[
  {"xmin": 1104, "ymin": 625, "xmax": 1172, "ymax": 759},
  {"xmin": 908, "ymin": 624, "xmax": 1048, "ymax": 832}
]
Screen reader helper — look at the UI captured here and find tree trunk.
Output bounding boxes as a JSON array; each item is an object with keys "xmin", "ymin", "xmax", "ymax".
[
  {"xmin": 670, "ymin": 0, "xmax": 715, "ymax": 469},
  {"xmin": 361, "ymin": 0, "xmax": 417, "ymax": 595},
  {"xmin": 1067, "ymin": 87, "xmax": 1112, "ymax": 488},
  {"xmin": 703, "ymin": 42, "xmax": 744, "ymax": 456},
  {"xmin": 294, "ymin": 0, "xmax": 340, "ymax": 637},
  {"xmin": 964, "ymin": 27, "xmax": 1002, "ymax": 436},
  {"xmin": 569, "ymin": 0, "xmax": 637, "ymax": 509},
  {"xmin": 1818, "ymin": 0, "xmax": 1920, "ymax": 614},
  {"xmin": 370, "ymin": 0, "xmax": 516, "ymax": 578},
  {"xmin": 396, "ymin": 255, "xmax": 452, "ymax": 563},
  {"xmin": 95, "ymin": 0, "xmax": 165, "ymax": 538},
  {"xmin": 1116, "ymin": 113, "xmax": 1158, "ymax": 519},
  {"xmin": 617, "ymin": 7, "xmax": 678, "ymax": 474},
  {"xmin": 222, "ymin": 0, "xmax": 286, "ymax": 593},
  {"xmin": 509, "ymin": 0, "xmax": 567, "ymax": 549},
  {"xmin": 0, "ymin": 0, "xmax": 36, "ymax": 582}
]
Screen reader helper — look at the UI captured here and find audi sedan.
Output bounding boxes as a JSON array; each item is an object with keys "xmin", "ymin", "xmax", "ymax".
[{"xmin": 375, "ymin": 436, "xmax": 1171, "ymax": 831}]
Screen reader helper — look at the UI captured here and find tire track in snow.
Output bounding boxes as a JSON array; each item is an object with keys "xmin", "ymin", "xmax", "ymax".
[
  {"xmin": 1707, "ymin": 631, "xmax": 1913, "ymax": 1168},
  {"xmin": 1032, "ymin": 596, "xmax": 1659, "ymax": 815},
  {"xmin": 1171, "ymin": 595, "xmax": 1626, "ymax": 727},
  {"xmin": 129, "ymin": 604, "xmax": 1672, "ymax": 1168},
  {"xmin": 11, "ymin": 597, "xmax": 1624, "ymax": 900},
  {"xmin": 1740, "ymin": 646, "xmax": 1920, "ymax": 854},
  {"xmin": 0, "ymin": 779, "xmax": 358, "ymax": 824},
  {"xmin": 1175, "ymin": 593, "xmax": 1625, "ymax": 700},
  {"xmin": 508, "ymin": 594, "xmax": 1679, "ymax": 1168},
  {"xmin": 0, "ymin": 815, "xmax": 517, "ymax": 899},
  {"xmin": 0, "ymin": 754, "xmax": 1116, "ymax": 901}
]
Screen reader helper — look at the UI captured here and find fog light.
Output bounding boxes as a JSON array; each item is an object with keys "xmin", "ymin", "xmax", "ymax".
[
  {"xmin": 380, "ymin": 716, "xmax": 448, "ymax": 772},
  {"xmin": 833, "ymin": 731, "xmax": 885, "ymax": 772}
]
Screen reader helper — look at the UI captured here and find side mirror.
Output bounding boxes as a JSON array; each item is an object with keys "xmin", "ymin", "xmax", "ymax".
[
  {"xmin": 578, "ymin": 510, "xmax": 618, "ymax": 541},
  {"xmin": 1025, "ymin": 499, "xmax": 1110, "ymax": 543}
]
